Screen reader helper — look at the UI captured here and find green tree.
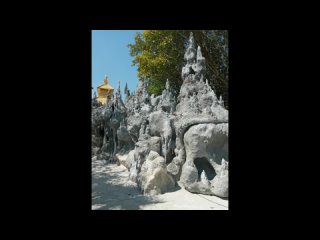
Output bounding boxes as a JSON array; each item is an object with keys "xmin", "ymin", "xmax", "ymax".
[{"xmin": 128, "ymin": 30, "xmax": 228, "ymax": 108}]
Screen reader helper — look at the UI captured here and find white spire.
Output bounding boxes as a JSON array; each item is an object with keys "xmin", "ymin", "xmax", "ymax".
[
  {"xmin": 166, "ymin": 79, "xmax": 170, "ymax": 90},
  {"xmin": 200, "ymin": 74, "xmax": 204, "ymax": 83},
  {"xmin": 188, "ymin": 32, "xmax": 195, "ymax": 48},
  {"xmin": 201, "ymin": 170, "xmax": 209, "ymax": 185},
  {"xmin": 197, "ymin": 46, "xmax": 204, "ymax": 60}
]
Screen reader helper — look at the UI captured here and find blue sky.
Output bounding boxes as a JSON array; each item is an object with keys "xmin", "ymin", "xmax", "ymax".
[{"xmin": 92, "ymin": 30, "xmax": 143, "ymax": 97}]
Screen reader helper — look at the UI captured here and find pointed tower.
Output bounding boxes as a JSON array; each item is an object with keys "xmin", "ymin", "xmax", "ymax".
[
  {"xmin": 184, "ymin": 32, "xmax": 196, "ymax": 64},
  {"xmin": 182, "ymin": 32, "xmax": 197, "ymax": 80},
  {"xmin": 165, "ymin": 78, "xmax": 170, "ymax": 90},
  {"xmin": 115, "ymin": 80, "xmax": 125, "ymax": 109},
  {"xmin": 195, "ymin": 46, "xmax": 206, "ymax": 80}
]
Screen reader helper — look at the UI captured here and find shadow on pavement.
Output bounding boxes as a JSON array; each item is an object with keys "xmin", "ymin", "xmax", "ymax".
[{"xmin": 92, "ymin": 164, "xmax": 164, "ymax": 210}]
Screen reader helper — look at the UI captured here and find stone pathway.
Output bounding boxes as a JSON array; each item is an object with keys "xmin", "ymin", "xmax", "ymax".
[{"xmin": 92, "ymin": 160, "xmax": 228, "ymax": 210}]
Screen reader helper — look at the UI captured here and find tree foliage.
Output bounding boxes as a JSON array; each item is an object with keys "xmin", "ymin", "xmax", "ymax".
[{"xmin": 128, "ymin": 30, "xmax": 228, "ymax": 108}]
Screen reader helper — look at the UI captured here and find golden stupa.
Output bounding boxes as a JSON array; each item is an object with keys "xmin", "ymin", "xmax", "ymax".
[{"xmin": 96, "ymin": 75, "xmax": 114, "ymax": 105}]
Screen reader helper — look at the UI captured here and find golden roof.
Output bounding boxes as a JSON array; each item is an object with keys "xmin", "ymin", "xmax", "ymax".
[
  {"xmin": 98, "ymin": 84, "xmax": 114, "ymax": 90},
  {"xmin": 97, "ymin": 75, "xmax": 114, "ymax": 90}
]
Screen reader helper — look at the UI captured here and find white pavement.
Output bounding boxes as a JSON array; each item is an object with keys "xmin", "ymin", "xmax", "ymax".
[{"xmin": 92, "ymin": 160, "xmax": 228, "ymax": 210}]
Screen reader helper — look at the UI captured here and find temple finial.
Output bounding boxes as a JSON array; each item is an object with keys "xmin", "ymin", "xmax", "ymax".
[{"xmin": 104, "ymin": 74, "xmax": 108, "ymax": 84}]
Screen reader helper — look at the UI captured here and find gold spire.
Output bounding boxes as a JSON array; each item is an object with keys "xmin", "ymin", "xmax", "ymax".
[{"xmin": 104, "ymin": 74, "xmax": 109, "ymax": 85}]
